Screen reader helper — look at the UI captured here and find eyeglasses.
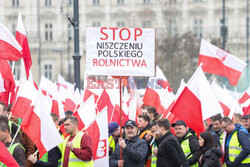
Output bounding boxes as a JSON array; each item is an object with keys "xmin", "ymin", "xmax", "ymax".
[{"xmin": 222, "ymin": 124, "xmax": 230, "ymax": 129}]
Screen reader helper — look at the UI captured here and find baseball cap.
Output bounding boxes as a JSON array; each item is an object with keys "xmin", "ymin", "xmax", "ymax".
[
  {"xmin": 171, "ymin": 120, "xmax": 187, "ymax": 127},
  {"xmin": 124, "ymin": 120, "xmax": 137, "ymax": 128},
  {"xmin": 108, "ymin": 122, "xmax": 119, "ymax": 137},
  {"xmin": 242, "ymin": 114, "xmax": 250, "ymax": 120}
]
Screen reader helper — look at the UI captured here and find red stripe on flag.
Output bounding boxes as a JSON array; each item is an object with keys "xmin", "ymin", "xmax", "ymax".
[{"xmin": 199, "ymin": 54, "xmax": 242, "ymax": 85}]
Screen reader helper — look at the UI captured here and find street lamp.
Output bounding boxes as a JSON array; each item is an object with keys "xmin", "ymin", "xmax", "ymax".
[{"xmin": 53, "ymin": 49, "xmax": 63, "ymax": 75}]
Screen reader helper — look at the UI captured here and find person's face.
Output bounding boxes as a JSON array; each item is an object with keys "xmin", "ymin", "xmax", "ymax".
[
  {"xmin": 150, "ymin": 125, "xmax": 157, "ymax": 134},
  {"xmin": 0, "ymin": 105, "xmax": 7, "ymax": 117},
  {"xmin": 212, "ymin": 120, "xmax": 221, "ymax": 131},
  {"xmin": 174, "ymin": 125, "xmax": 187, "ymax": 138},
  {"xmin": 64, "ymin": 119, "xmax": 77, "ymax": 135},
  {"xmin": 221, "ymin": 121, "xmax": 234, "ymax": 133},
  {"xmin": 138, "ymin": 118, "xmax": 148, "ymax": 129},
  {"xmin": 0, "ymin": 130, "xmax": 7, "ymax": 143},
  {"xmin": 199, "ymin": 137, "xmax": 204, "ymax": 147},
  {"xmin": 125, "ymin": 126, "xmax": 137, "ymax": 139},
  {"xmin": 113, "ymin": 127, "xmax": 120, "ymax": 137},
  {"xmin": 242, "ymin": 119, "xmax": 250, "ymax": 131},
  {"xmin": 142, "ymin": 109, "xmax": 148, "ymax": 115},
  {"xmin": 233, "ymin": 115, "xmax": 240, "ymax": 124},
  {"xmin": 157, "ymin": 125, "xmax": 165, "ymax": 137}
]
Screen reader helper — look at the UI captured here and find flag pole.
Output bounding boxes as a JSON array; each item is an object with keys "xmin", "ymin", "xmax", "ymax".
[{"xmin": 119, "ymin": 76, "xmax": 123, "ymax": 161}]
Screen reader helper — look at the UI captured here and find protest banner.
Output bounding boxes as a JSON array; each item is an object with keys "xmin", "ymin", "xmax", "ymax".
[{"xmin": 86, "ymin": 27, "xmax": 155, "ymax": 76}]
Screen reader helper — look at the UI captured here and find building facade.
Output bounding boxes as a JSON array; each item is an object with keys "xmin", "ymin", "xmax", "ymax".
[{"xmin": 0, "ymin": 0, "xmax": 249, "ymax": 89}]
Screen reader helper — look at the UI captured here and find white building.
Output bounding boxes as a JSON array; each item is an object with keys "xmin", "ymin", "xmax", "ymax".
[{"xmin": 0, "ymin": 0, "xmax": 248, "ymax": 88}]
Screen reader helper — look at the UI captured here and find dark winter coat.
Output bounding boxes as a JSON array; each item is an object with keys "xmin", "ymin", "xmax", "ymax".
[
  {"xmin": 109, "ymin": 135, "xmax": 148, "ymax": 167},
  {"xmin": 199, "ymin": 145, "xmax": 223, "ymax": 167},
  {"xmin": 156, "ymin": 131, "xmax": 189, "ymax": 167}
]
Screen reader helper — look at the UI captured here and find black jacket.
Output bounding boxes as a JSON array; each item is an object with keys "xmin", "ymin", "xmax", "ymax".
[
  {"xmin": 178, "ymin": 132, "xmax": 200, "ymax": 166},
  {"xmin": 156, "ymin": 131, "xmax": 189, "ymax": 167},
  {"xmin": 199, "ymin": 145, "xmax": 223, "ymax": 167},
  {"xmin": 109, "ymin": 135, "xmax": 148, "ymax": 167}
]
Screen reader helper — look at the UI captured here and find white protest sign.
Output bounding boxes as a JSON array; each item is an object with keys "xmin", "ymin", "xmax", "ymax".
[{"xmin": 86, "ymin": 27, "xmax": 155, "ymax": 76}]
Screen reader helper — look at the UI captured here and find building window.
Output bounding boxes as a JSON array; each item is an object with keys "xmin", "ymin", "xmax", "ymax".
[
  {"xmin": 11, "ymin": 61, "xmax": 21, "ymax": 80},
  {"xmin": 195, "ymin": 0, "xmax": 202, "ymax": 2},
  {"xmin": 143, "ymin": 0, "xmax": 150, "ymax": 4},
  {"xmin": 117, "ymin": 0, "xmax": 124, "ymax": 5},
  {"xmin": 45, "ymin": 23, "xmax": 53, "ymax": 41},
  {"xmin": 194, "ymin": 19, "xmax": 203, "ymax": 38},
  {"xmin": 142, "ymin": 20, "xmax": 151, "ymax": 27},
  {"xmin": 12, "ymin": 0, "xmax": 19, "ymax": 7},
  {"xmin": 44, "ymin": 64, "xmax": 53, "ymax": 80},
  {"xmin": 92, "ymin": 22, "xmax": 101, "ymax": 27},
  {"xmin": 117, "ymin": 21, "xmax": 125, "ymax": 27},
  {"xmin": 93, "ymin": 0, "xmax": 99, "ymax": 5},
  {"xmin": 68, "ymin": 0, "xmax": 72, "ymax": 6},
  {"xmin": 12, "ymin": 24, "xmax": 16, "ymax": 36},
  {"xmin": 170, "ymin": 20, "xmax": 178, "ymax": 37},
  {"xmin": 45, "ymin": 0, "xmax": 51, "ymax": 7}
]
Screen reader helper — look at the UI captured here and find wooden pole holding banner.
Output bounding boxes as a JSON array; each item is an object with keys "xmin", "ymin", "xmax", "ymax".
[{"xmin": 119, "ymin": 77, "xmax": 123, "ymax": 161}]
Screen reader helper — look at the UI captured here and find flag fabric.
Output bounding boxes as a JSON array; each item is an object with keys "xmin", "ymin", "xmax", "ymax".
[
  {"xmin": 143, "ymin": 66, "xmax": 172, "ymax": 114},
  {"xmin": 211, "ymin": 81, "xmax": 241, "ymax": 116},
  {"xmin": 16, "ymin": 13, "xmax": 32, "ymax": 78},
  {"xmin": 171, "ymin": 65, "xmax": 223, "ymax": 135},
  {"xmin": 0, "ymin": 141, "xmax": 19, "ymax": 167},
  {"xmin": 85, "ymin": 108, "xmax": 109, "ymax": 166},
  {"xmin": 75, "ymin": 95, "xmax": 97, "ymax": 129},
  {"xmin": 198, "ymin": 39, "xmax": 247, "ymax": 85},
  {"xmin": 0, "ymin": 73, "xmax": 6, "ymax": 92},
  {"xmin": 0, "ymin": 59, "xmax": 16, "ymax": 105},
  {"xmin": 11, "ymin": 80, "xmax": 37, "ymax": 119},
  {"xmin": 0, "ymin": 23, "xmax": 23, "ymax": 61},
  {"xmin": 93, "ymin": 108, "xmax": 109, "ymax": 167},
  {"xmin": 239, "ymin": 87, "xmax": 250, "ymax": 104},
  {"xmin": 21, "ymin": 91, "xmax": 63, "ymax": 158}
]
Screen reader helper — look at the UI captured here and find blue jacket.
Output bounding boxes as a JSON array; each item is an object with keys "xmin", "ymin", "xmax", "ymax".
[{"xmin": 224, "ymin": 124, "xmax": 250, "ymax": 167}]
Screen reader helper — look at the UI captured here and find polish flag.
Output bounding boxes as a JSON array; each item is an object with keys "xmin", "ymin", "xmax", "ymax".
[
  {"xmin": 239, "ymin": 87, "xmax": 250, "ymax": 104},
  {"xmin": 11, "ymin": 80, "xmax": 37, "ymax": 119},
  {"xmin": 211, "ymin": 81, "xmax": 241, "ymax": 116},
  {"xmin": 242, "ymin": 99, "xmax": 250, "ymax": 116},
  {"xmin": 0, "ymin": 23, "xmax": 22, "ymax": 61},
  {"xmin": 92, "ymin": 107, "xmax": 109, "ymax": 167},
  {"xmin": 96, "ymin": 90, "xmax": 114, "ymax": 122},
  {"xmin": 171, "ymin": 65, "xmax": 223, "ymax": 134},
  {"xmin": 198, "ymin": 39, "xmax": 247, "ymax": 85},
  {"xmin": 75, "ymin": 95, "xmax": 97, "ymax": 130},
  {"xmin": 0, "ymin": 60, "xmax": 16, "ymax": 105},
  {"xmin": 0, "ymin": 141, "xmax": 19, "ymax": 167},
  {"xmin": 21, "ymin": 91, "xmax": 63, "ymax": 158},
  {"xmin": 143, "ymin": 66, "xmax": 172, "ymax": 114},
  {"xmin": 0, "ymin": 74, "xmax": 6, "ymax": 93},
  {"xmin": 40, "ymin": 76, "xmax": 66, "ymax": 119},
  {"xmin": 16, "ymin": 13, "xmax": 32, "ymax": 78}
]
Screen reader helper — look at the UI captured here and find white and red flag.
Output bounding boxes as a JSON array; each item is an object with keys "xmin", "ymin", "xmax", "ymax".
[
  {"xmin": 0, "ymin": 60, "xmax": 16, "ymax": 105},
  {"xmin": 16, "ymin": 13, "xmax": 32, "ymax": 78},
  {"xmin": 11, "ymin": 80, "xmax": 37, "ymax": 119},
  {"xmin": 239, "ymin": 87, "xmax": 250, "ymax": 104},
  {"xmin": 84, "ymin": 107, "xmax": 109, "ymax": 166},
  {"xmin": 21, "ymin": 91, "xmax": 63, "ymax": 158},
  {"xmin": 171, "ymin": 65, "xmax": 223, "ymax": 134},
  {"xmin": 198, "ymin": 39, "xmax": 247, "ymax": 85},
  {"xmin": 143, "ymin": 66, "xmax": 172, "ymax": 114},
  {"xmin": 0, "ymin": 23, "xmax": 22, "ymax": 61},
  {"xmin": 211, "ymin": 81, "xmax": 241, "ymax": 117}
]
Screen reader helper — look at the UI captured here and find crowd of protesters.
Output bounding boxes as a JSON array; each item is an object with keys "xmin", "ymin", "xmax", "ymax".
[{"xmin": 0, "ymin": 101, "xmax": 250, "ymax": 167}]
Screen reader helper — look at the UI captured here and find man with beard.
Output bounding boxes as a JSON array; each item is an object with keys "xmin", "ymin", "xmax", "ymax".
[
  {"xmin": 109, "ymin": 120, "xmax": 148, "ymax": 167},
  {"xmin": 210, "ymin": 114, "xmax": 223, "ymax": 146},
  {"xmin": 242, "ymin": 114, "xmax": 250, "ymax": 137},
  {"xmin": 172, "ymin": 120, "xmax": 200, "ymax": 167},
  {"xmin": 155, "ymin": 119, "xmax": 189, "ymax": 167}
]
